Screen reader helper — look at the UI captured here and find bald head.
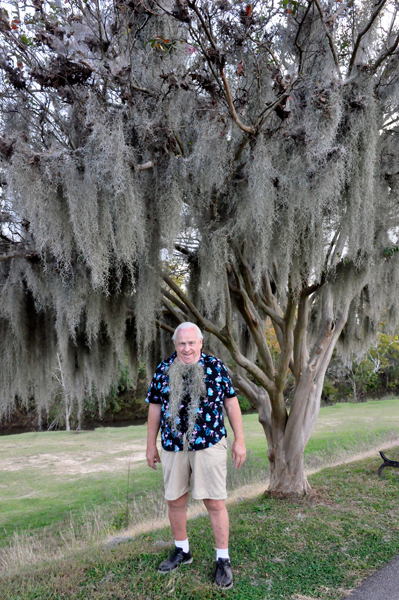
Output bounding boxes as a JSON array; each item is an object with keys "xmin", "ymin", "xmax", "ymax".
[
  {"xmin": 172, "ymin": 322, "xmax": 203, "ymax": 342},
  {"xmin": 173, "ymin": 322, "xmax": 203, "ymax": 364}
]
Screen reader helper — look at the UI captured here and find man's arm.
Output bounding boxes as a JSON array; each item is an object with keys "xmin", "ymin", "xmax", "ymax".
[
  {"xmin": 224, "ymin": 396, "xmax": 246, "ymax": 469},
  {"xmin": 146, "ymin": 403, "xmax": 162, "ymax": 470}
]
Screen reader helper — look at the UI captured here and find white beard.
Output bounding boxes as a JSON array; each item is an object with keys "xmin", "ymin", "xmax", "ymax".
[{"xmin": 167, "ymin": 359, "xmax": 206, "ymax": 450}]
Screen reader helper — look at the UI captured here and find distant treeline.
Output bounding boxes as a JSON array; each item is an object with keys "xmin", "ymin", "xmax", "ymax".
[{"xmin": 322, "ymin": 332, "xmax": 399, "ymax": 404}]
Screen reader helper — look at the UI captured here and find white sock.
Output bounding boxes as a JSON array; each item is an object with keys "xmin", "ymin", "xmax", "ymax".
[
  {"xmin": 216, "ymin": 548, "xmax": 229, "ymax": 560},
  {"xmin": 175, "ymin": 539, "xmax": 189, "ymax": 553}
]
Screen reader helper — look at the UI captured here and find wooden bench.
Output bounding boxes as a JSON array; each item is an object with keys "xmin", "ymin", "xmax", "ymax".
[{"xmin": 378, "ymin": 451, "xmax": 399, "ymax": 477}]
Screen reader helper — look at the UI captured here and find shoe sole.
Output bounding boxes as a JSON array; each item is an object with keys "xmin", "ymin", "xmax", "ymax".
[
  {"xmin": 158, "ymin": 557, "xmax": 193, "ymax": 574},
  {"xmin": 215, "ymin": 581, "xmax": 233, "ymax": 590}
]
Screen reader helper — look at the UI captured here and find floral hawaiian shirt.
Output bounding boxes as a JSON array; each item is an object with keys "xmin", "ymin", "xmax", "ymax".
[{"xmin": 146, "ymin": 352, "xmax": 236, "ymax": 452}]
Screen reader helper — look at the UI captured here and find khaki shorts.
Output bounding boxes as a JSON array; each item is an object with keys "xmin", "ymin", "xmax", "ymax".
[{"xmin": 161, "ymin": 437, "xmax": 228, "ymax": 501}]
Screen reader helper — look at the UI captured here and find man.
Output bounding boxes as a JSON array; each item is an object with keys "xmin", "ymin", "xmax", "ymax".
[{"xmin": 146, "ymin": 322, "xmax": 246, "ymax": 590}]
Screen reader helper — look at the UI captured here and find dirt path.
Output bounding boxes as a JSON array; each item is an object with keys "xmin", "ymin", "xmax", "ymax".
[{"xmin": 111, "ymin": 438, "xmax": 399, "ymax": 544}]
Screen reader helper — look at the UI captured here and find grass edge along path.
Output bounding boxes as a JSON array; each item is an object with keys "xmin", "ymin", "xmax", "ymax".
[
  {"xmin": 1, "ymin": 397, "xmax": 398, "ymax": 548},
  {"xmin": 2, "ymin": 445, "xmax": 399, "ymax": 600},
  {"xmin": 104, "ymin": 436, "xmax": 399, "ymax": 546}
]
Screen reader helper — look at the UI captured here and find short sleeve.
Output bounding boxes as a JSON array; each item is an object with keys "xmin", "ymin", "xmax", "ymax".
[
  {"xmin": 219, "ymin": 361, "xmax": 236, "ymax": 399},
  {"xmin": 145, "ymin": 363, "xmax": 164, "ymax": 404},
  {"xmin": 146, "ymin": 380, "xmax": 161, "ymax": 404}
]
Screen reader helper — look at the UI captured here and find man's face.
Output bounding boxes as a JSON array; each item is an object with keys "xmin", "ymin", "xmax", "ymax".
[{"xmin": 174, "ymin": 327, "xmax": 203, "ymax": 364}]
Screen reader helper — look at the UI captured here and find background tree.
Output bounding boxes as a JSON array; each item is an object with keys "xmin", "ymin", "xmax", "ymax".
[
  {"xmin": 325, "ymin": 331, "xmax": 399, "ymax": 402},
  {"xmin": 1, "ymin": 0, "xmax": 399, "ymax": 496}
]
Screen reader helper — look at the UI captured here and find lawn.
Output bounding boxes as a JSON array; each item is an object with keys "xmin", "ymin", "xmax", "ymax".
[
  {"xmin": 2, "ymin": 447, "xmax": 399, "ymax": 600},
  {"xmin": 0, "ymin": 398, "xmax": 398, "ymax": 548}
]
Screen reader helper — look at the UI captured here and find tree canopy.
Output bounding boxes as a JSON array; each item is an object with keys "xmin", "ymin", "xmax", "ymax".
[{"xmin": 1, "ymin": 0, "xmax": 399, "ymax": 494}]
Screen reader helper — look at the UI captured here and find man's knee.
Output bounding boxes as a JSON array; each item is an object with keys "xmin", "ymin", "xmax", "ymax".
[
  {"xmin": 203, "ymin": 498, "xmax": 226, "ymax": 514},
  {"xmin": 167, "ymin": 493, "xmax": 189, "ymax": 511}
]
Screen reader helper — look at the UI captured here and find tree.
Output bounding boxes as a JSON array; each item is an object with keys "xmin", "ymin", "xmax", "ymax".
[
  {"xmin": 326, "ymin": 331, "xmax": 399, "ymax": 401},
  {"xmin": 52, "ymin": 353, "xmax": 76, "ymax": 431},
  {"xmin": 1, "ymin": 0, "xmax": 399, "ymax": 496}
]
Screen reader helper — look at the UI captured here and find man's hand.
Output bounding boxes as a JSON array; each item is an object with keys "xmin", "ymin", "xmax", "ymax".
[
  {"xmin": 146, "ymin": 403, "xmax": 161, "ymax": 470},
  {"xmin": 146, "ymin": 446, "xmax": 161, "ymax": 470},
  {"xmin": 232, "ymin": 439, "xmax": 246, "ymax": 469},
  {"xmin": 224, "ymin": 396, "xmax": 246, "ymax": 469}
]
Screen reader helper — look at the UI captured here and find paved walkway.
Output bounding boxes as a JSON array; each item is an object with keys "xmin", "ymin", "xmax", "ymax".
[{"xmin": 347, "ymin": 554, "xmax": 399, "ymax": 599}]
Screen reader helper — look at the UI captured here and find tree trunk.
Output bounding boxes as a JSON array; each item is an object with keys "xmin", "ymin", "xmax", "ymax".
[
  {"xmin": 266, "ymin": 379, "xmax": 319, "ymax": 497},
  {"xmin": 236, "ymin": 342, "xmax": 331, "ymax": 497},
  {"xmin": 268, "ymin": 443, "xmax": 311, "ymax": 496},
  {"xmin": 264, "ymin": 314, "xmax": 340, "ymax": 497},
  {"xmin": 65, "ymin": 397, "xmax": 71, "ymax": 431}
]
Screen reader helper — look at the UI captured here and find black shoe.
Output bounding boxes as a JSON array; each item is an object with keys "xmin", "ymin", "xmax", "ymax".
[
  {"xmin": 158, "ymin": 547, "xmax": 193, "ymax": 573},
  {"xmin": 214, "ymin": 558, "xmax": 233, "ymax": 590}
]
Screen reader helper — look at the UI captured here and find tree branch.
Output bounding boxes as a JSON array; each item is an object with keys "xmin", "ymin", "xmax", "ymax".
[
  {"xmin": 163, "ymin": 271, "xmax": 276, "ymax": 392},
  {"xmin": 174, "ymin": 244, "xmax": 193, "ymax": 256},
  {"xmin": 230, "ymin": 371, "xmax": 261, "ymax": 411},
  {"xmin": 187, "ymin": 0, "xmax": 217, "ymax": 49},
  {"xmin": 136, "ymin": 161, "xmax": 154, "ymax": 171},
  {"xmin": 224, "ymin": 268, "xmax": 232, "ymax": 334},
  {"xmin": 372, "ymin": 33, "xmax": 399, "ymax": 73},
  {"xmin": 236, "ymin": 253, "xmax": 285, "ymax": 330},
  {"xmin": 308, "ymin": 286, "xmax": 335, "ymax": 372},
  {"xmin": 229, "ymin": 266, "xmax": 275, "ymax": 380},
  {"xmin": 163, "ymin": 272, "xmax": 222, "ymax": 338},
  {"xmin": 293, "ymin": 0, "xmax": 313, "ymax": 76},
  {"xmin": 256, "ymin": 85, "xmax": 294, "ymax": 129},
  {"xmin": 0, "ymin": 251, "xmax": 34, "ymax": 262},
  {"xmin": 233, "ymin": 136, "xmax": 249, "ymax": 162},
  {"xmin": 248, "ymin": 35, "xmax": 280, "ymax": 66},
  {"xmin": 300, "ymin": 273, "xmax": 327, "ymax": 299},
  {"xmin": 140, "ymin": 0, "xmax": 162, "ymax": 17},
  {"xmin": 155, "ymin": 320, "xmax": 175, "ymax": 335},
  {"xmin": 228, "ymin": 342, "xmax": 275, "ymax": 394},
  {"xmin": 161, "ymin": 288, "xmax": 189, "ymax": 314},
  {"xmin": 161, "ymin": 297, "xmax": 186, "ymax": 324},
  {"xmin": 175, "ymin": 131, "xmax": 186, "ymax": 157},
  {"xmin": 313, "ymin": 0, "xmax": 342, "ymax": 78},
  {"xmin": 275, "ymin": 294, "xmax": 296, "ymax": 394},
  {"xmin": 293, "ymin": 295, "xmax": 309, "ymax": 380},
  {"xmin": 260, "ymin": 271, "xmax": 287, "ymax": 356},
  {"xmin": 130, "ymin": 82, "xmax": 156, "ymax": 96},
  {"xmin": 348, "ymin": 0, "xmax": 389, "ymax": 76},
  {"xmin": 220, "ymin": 69, "xmax": 255, "ymax": 134}
]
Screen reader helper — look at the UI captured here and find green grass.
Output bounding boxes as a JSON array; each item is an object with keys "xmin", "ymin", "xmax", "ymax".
[
  {"xmin": 0, "ymin": 427, "xmax": 160, "ymax": 544},
  {"xmin": 0, "ymin": 398, "xmax": 398, "ymax": 548},
  {"xmin": 2, "ymin": 448, "xmax": 399, "ymax": 600},
  {"xmin": 303, "ymin": 398, "xmax": 399, "ymax": 454},
  {"xmin": 243, "ymin": 397, "xmax": 399, "ymax": 462}
]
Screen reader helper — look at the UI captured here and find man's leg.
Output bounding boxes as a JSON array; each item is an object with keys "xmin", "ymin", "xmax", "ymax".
[
  {"xmin": 158, "ymin": 448, "xmax": 192, "ymax": 574},
  {"xmin": 202, "ymin": 498, "xmax": 229, "ymax": 548},
  {"xmin": 203, "ymin": 497, "xmax": 233, "ymax": 589},
  {"xmin": 167, "ymin": 492, "xmax": 189, "ymax": 541},
  {"xmin": 190, "ymin": 441, "xmax": 233, "ymax": 588},
  {"xmin": 158, "ymin": 492, "xmax": 192, "ymax": 573}
]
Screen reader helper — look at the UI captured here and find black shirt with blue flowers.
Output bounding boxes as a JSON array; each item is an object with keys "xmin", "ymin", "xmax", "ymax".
[{"xmin": 146, "ymin": 352, "xmax": 236, "ymax": 452}]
